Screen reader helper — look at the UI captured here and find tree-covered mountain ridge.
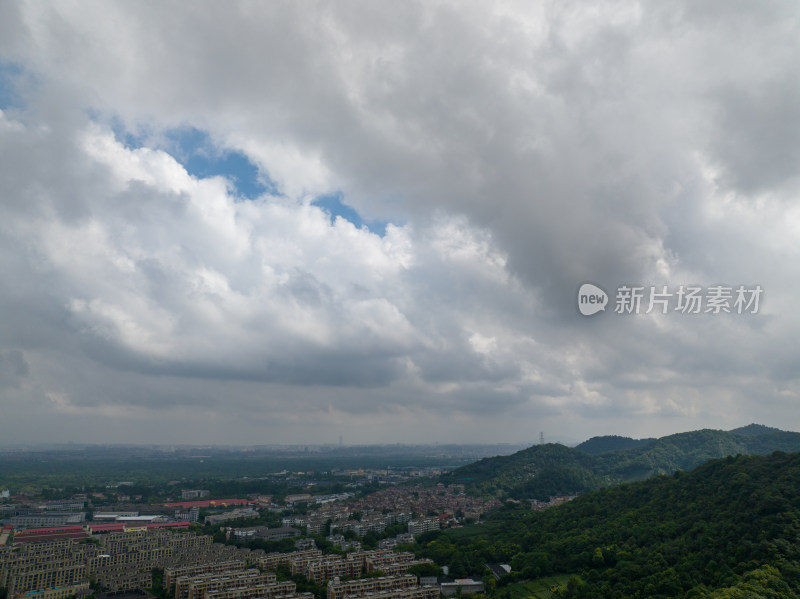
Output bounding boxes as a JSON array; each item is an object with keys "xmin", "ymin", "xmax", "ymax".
[
  {"xmin": 444, "ymin": 424, "xmax": 800, "ymax": 500},
  {"xmin": 423, "ymin": 451, "xmax": 800, "ymax": 597}
]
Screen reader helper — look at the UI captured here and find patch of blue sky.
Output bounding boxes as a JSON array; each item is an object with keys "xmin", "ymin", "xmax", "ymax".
[
  {"xmin": 162, "ymin": 127, "xmax": 276, "ymax": 200},
  {"xmin": 0, "ymin": 62, "xmax": 25, "ymax": 110},
  {"xmin": 106, "ymin": 115, "xmax": 149, "ymax": 150},
  {"xmin": 103, "ymin": 120, "xmax": 275, "ymax": 200},
  {"xmin": 101, "ymin": 121, "xmax": 392, "ymax": 233},
  {"xmin": 312, "ymin": 192, "xmax": 390, "ymax": 237}
]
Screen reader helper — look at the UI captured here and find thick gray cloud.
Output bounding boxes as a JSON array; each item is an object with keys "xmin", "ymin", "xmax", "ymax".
[{"xmin": 0, "ymin": 1, "xmax": 798, "ymax": 445}]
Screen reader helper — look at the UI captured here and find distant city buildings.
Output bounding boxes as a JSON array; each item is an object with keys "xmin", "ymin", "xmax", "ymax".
[
  {"xmin": 162, "ymin": 499, "xmax": 251, "ymax": 509},
  {"xmin": 38, "ymin": 501, "xmax": 86, "ymax": 511},
  {"xmin": 174, "ymin": 507, "xmax": 200, "ymax": 523},
  {"xmin": 228, "ymin": 526, "xmax": 300, "ymax": 542},
  {"xmin": 440, "ymin": 579, "xmax": 485, "ymax": 597},
  {"xmin": 0, "ymin": 458, "xmax": 517, "ymax": 599},
  {"xmin": 93, "ymin": 512, "xmax": 140, "ymax": 520},
  {"xmin": 204, "ymin": 508, "xmax": 258, "ymax": 526},
  {"xmin": 10, "ymin": 513, "xmax": 86, "ymax": 528},
  {"xmin": 283, "ymin": 494, "xmax": 313, "ymax": 505},
  {"xmin": 181, "ymin": 490, "xmax": 210, "ymax": 500}
]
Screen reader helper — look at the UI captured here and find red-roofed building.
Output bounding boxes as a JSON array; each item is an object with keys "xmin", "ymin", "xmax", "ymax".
[
  {"xmin": 87, "ymin": 522, "xmax": 127, "ymax": 534},
  {"xmin": 86, "ymin": 522, "xmax": 189, "ymax": 534},
  {"xmin": 13, "ymin": 525, "xmax": 89, "ymax": 544}
]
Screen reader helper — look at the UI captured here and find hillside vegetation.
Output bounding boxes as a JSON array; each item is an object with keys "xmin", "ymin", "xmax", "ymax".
[
  {"xmin": 444, "ymin": 425, "xmax": 800, "ymax": 500},
  {"xmin": 421, "ymin": 451, "xmax": 800, "ymax": 597},
  {"xmin": 574, "ymin": 435, "xmax": 656, "ymax": 455}
]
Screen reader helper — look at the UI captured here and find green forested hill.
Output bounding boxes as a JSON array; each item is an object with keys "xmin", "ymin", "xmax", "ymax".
[
  {"xmin": 444, "ymin": 425, "xmax": 800, "ymax": 499},
  {"xmin": 574, "ymin": 435, "xmax": 656, "ymax": 455},
  {"xmin": 421, "ymin": 451, "xmax": 800, "ymax": 597},
  {"xmin": 445, "ymin": 443, "xmax": 606, "ymax": 499},
  {"xmin": 729, "ymin": 423, "xmax": 783, "ymax": 436}
]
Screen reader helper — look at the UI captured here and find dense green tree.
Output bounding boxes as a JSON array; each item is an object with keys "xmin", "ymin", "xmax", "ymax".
[
  {"xmin": 444, "ymin": 429, "xmax": 800, "ymax": 500},
  {"xmin": 420, "ymin": 452, "xmax": 800, "ymax": 597}
]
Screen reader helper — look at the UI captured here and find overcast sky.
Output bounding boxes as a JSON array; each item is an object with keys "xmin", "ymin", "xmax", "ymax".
[{"xmin": 0, "ymin": 1, "xmax": 798, "ymax": 446}]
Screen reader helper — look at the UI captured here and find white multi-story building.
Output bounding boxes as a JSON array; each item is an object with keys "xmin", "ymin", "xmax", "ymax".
[{"xmin": 407, "ymin": 518, "xmax": 439, "ymax": 535}]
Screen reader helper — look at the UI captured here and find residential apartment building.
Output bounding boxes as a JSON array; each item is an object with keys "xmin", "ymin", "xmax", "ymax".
[
  {"xmin": 290, "ymin": 554, "xmax": 364, "ymax": 582},
  {"xmin": 230, "ymin": 527, "xmax": 299, "ymax": 542},
  {"xmin": 204, "ymin": 509, "xmax": 258, "ymax": 526},
  {"xmin": 165, "ymin": 561, "xmax": 247, "ymax": 589},
  {"xmin": 181, "ymin": 490, "xmax": 210, "ymax": 500},
  {"xmin": 364, "ymin": 552, "xmax": 415, "ymax": 573},
  {"xmin": 204, "ymin": 581, "xmax": 298, "ymax": 599},
  {"xmin": 38, "ymin": 501, "xmax": 86, "ymax": 512},
  {"xmin": 1, "ymin": 528, "xmax": 270, "ymax": 599},
  {"xmin": 343, "ymin": 588, "xmax": 439, "ymax": 599},
  {"xmin": 175, "ymin": 570, "xmax": 276, "ymax": 599},
  {"xmin": 327, "ymin": 575, "xmax": 418, "ymax": 599},
  {"xmin": 406, "ymin": 518, "xmax": 439, "ymax": 536},
  {"xmin": 440, "ymin": 579, "xmax": 485, "ymax": 597},
  {"xmin": 257, "ymin": 549, "xmax": 322, "ymax": 573},
  {"xmin": 16, "ymin": 582, "xmax": 90, "ymax": 599},
  {"xmin": 10, "ymin": 513, "xmax": 87, "ymax": 528}
]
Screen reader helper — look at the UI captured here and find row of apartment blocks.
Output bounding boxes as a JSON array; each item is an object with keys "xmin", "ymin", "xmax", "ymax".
[
  {"xmin": 1, "ymin": 531, "xmax": 437, "ymax": 599},
  {"xmin": 327, "ymin": 576, "xmax": 438, "ymax": 599},
  {"xmin": 171, "ymin": 561, "xmax": 436, "ymax": 599},
  {"xmin": 253, "ymin": 549, "xmax": 322, "ymax": 573},
  {"xmin": 169, "ymin": 562, "xmax": 437, "ymax": 599},
  {"xmin": 166, "ymin": 560, "xmax": 251, "ymax": 589},
  {"xmin": 290, "ymin": 550, "xmax": 434, "ymax": 583},
  {"xmin": 1, "ymin": 538, "xmax": 95, "ymax": 597},
  {"xmin": 337, "ymin": 586, "xmax": 438, "ymax": 599},
  {"xmin": 0, "ymin": 530, "xmax": 267, "ymax": 599},
  {"xmin": 204, "ymin": 581, "xmax": 302, "ymax": 599},
  {"xmin": 174, "ymin": 568, "xmax": 276, "ymax": 599},
  {"xmin": 327, "ymin": 574, "xmax": 417, "ymax": 599},
  {"xmin": 95, "ymin": 532, "xmax": 270, "ymax": 592},
  {"xmin": 167, "ymin": 562, "xmax": 313, "ymax": 599}
]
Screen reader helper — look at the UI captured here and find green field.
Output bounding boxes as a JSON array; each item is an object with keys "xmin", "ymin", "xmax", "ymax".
[{"xmin": 502, "ymin": 576, "xmax": 570, "ymax": 599}]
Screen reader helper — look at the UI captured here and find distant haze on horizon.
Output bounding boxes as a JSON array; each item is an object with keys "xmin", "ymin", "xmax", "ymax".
[
  {"xmin": 1, "ymin": 2, "xmax": 799, "ymax": 445},
  {"xmin": 0, "ymin": 423, "xmax": 792, "ymax": 453}
]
